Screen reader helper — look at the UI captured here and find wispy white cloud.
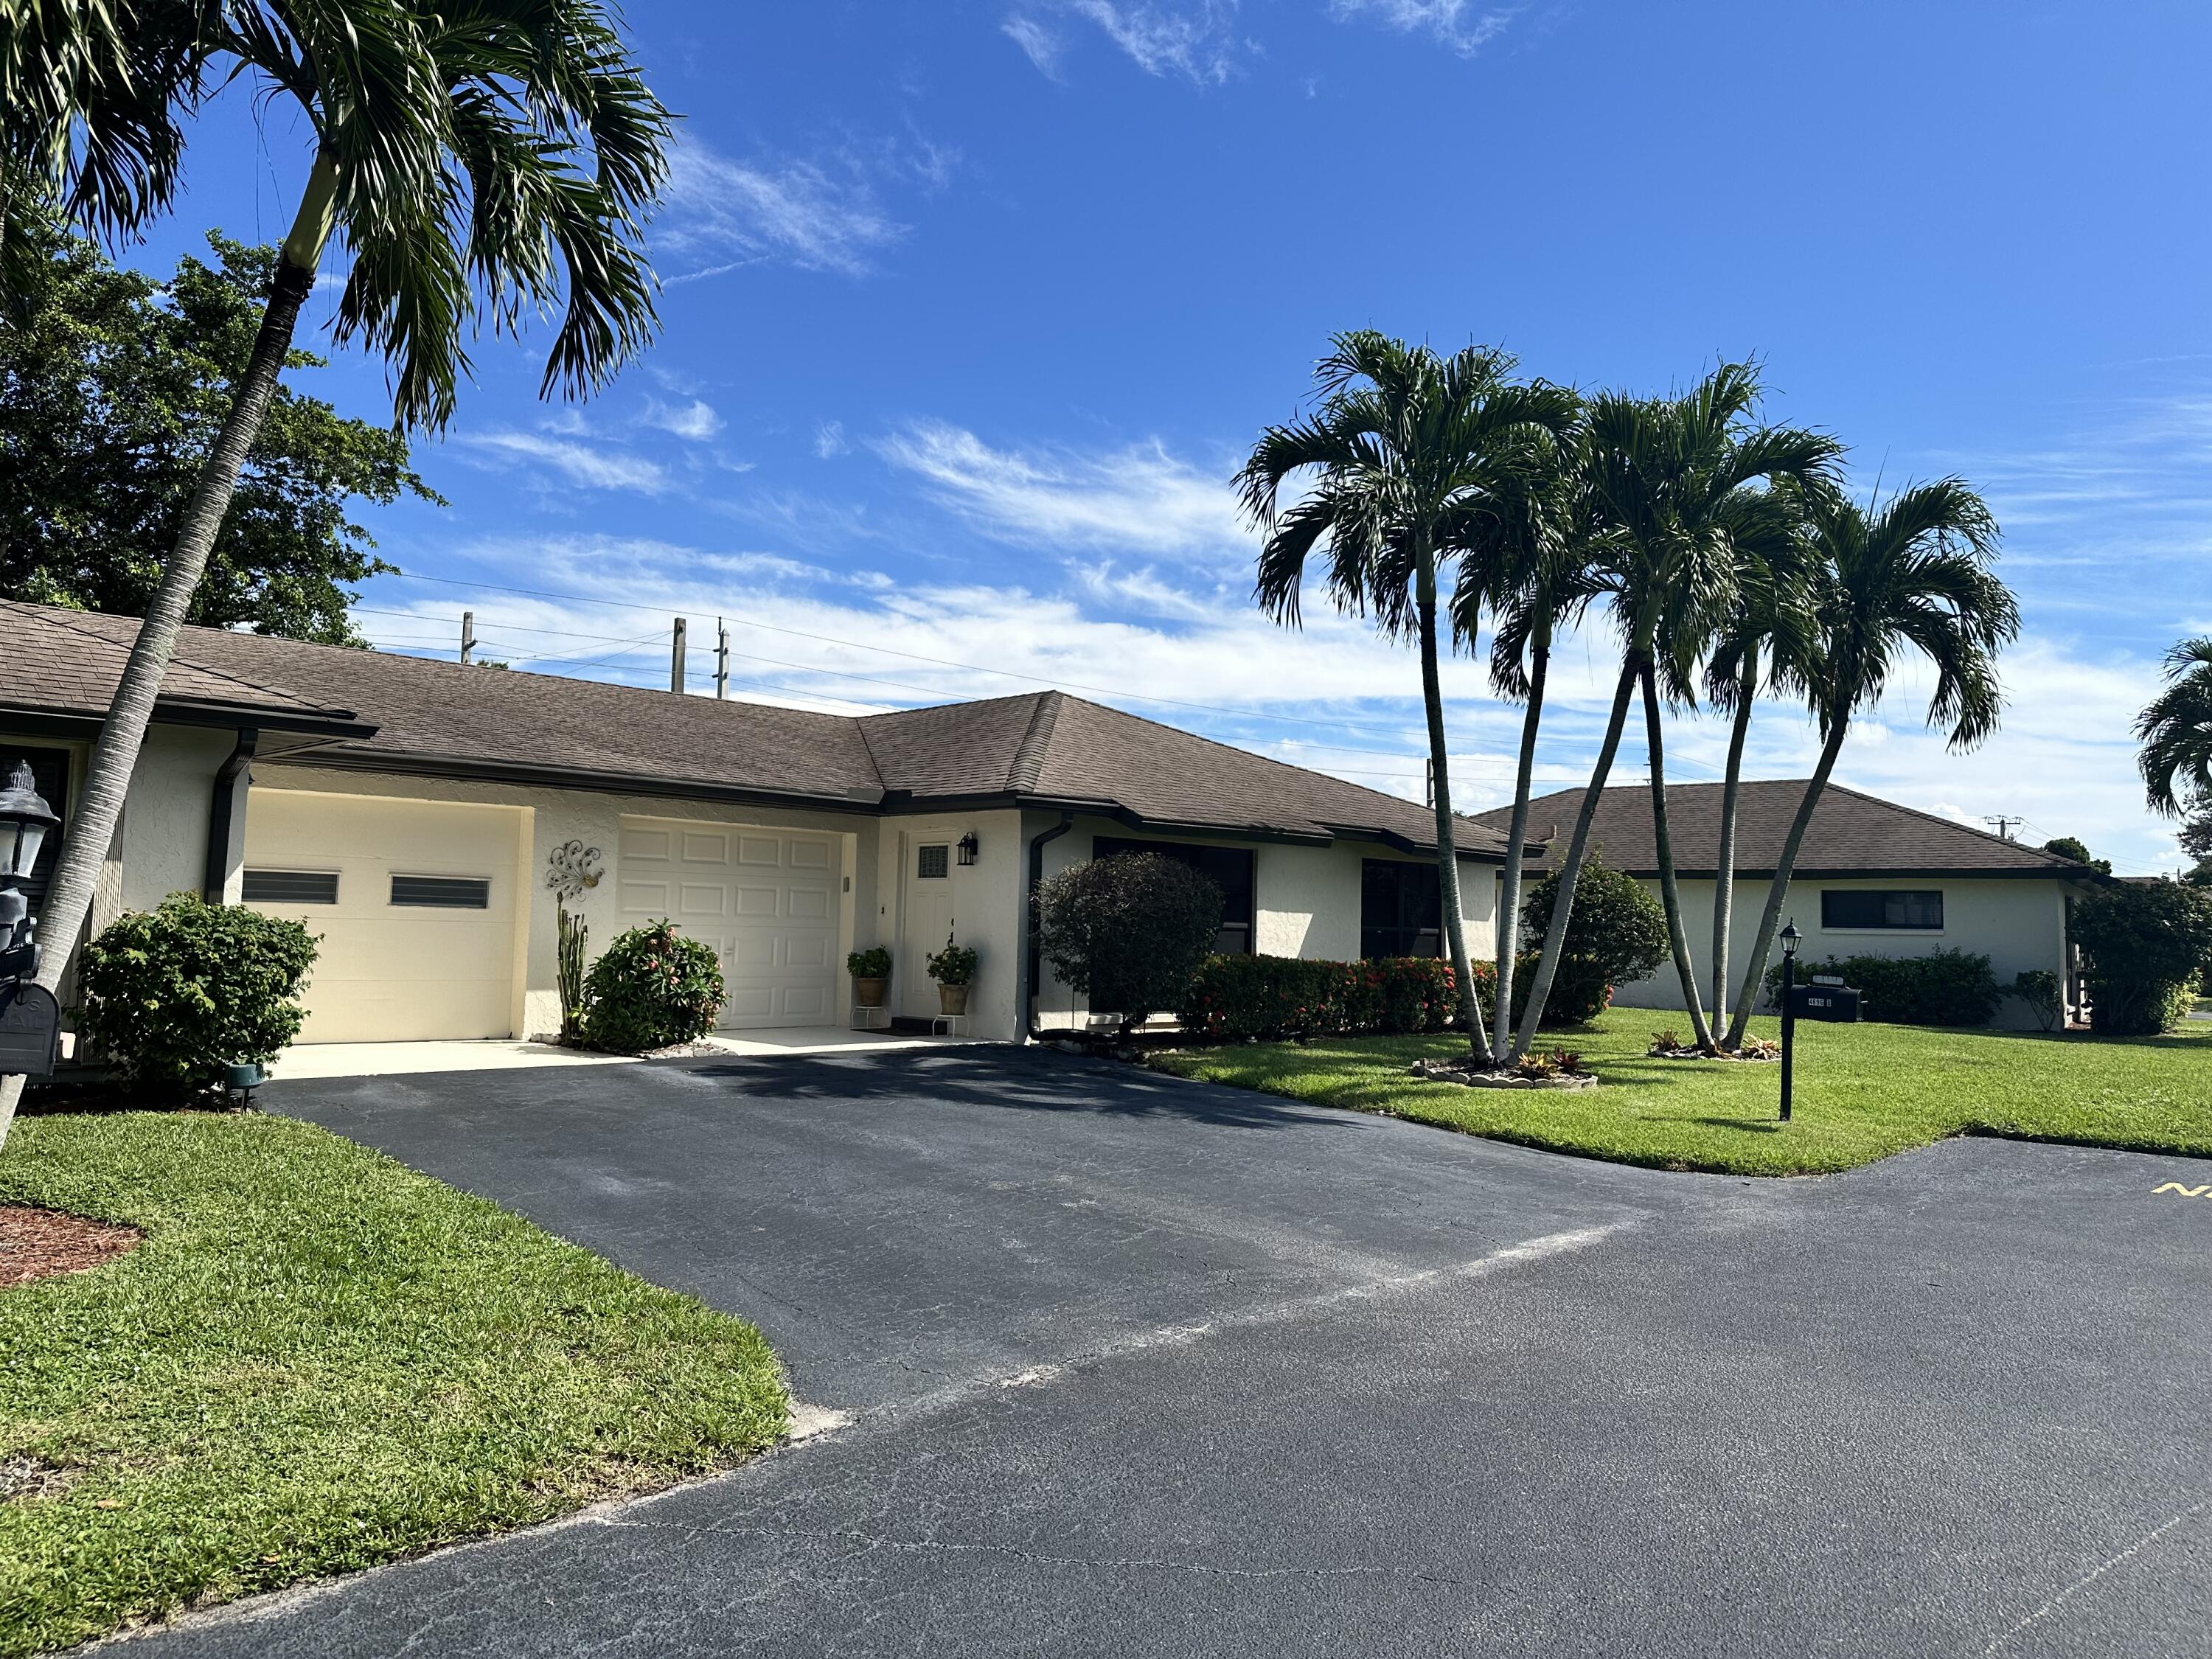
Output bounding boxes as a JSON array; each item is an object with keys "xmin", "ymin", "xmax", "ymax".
[
  {"xmin": 874, "ymin": 420, "xmax": 1246, "ymax": 557},
  {"xmin": 1002, "ymin": 14, "xmax": 1065, "ymax": 77},
  {"xmin": 641, "ymin": 397, "xmax": 723, "ymax": 442},
  {"xmin": 815, "ymin": 420, "xmax": 850, "ymax": 459},
  {"xmin": 657, "ymin": 139, "xmax": 906, "ymax": 279},
  {"xmin": 1008, "ymin": 1, "xmax": 1244, "ymax": 86},
  {"xmin": 454, "ymin": 431, "xmax": 667, "ymax": 493},
  {"xmin": 1330, "ymin": 0, "xmax": 1526, "ymax": 56}
]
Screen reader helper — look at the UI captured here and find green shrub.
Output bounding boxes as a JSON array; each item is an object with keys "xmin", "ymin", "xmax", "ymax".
[
  {"xmin": 1037, "ymin": 852, "xmax": 1222, "ymax": 1031},
  {"xmin": 581, "ymin": 921, "xmax": 725, "ymax": 1052},
  {"xmin": 74, "ymin": 892, "xmax": 317, "ymax": 1100},
  {"xmin": 2072, "ymin": 880, "xmax": 2212, "ymax": 1034},
  {"xmin": 846, "ymin": 947, "xmax": 892, "ymax": 979},
  {"xmin": 1179, "ymin": 955, "xmax": 1489, "ymax": 1042},
  {"xmin": 925, "ymin": 932, "xmax": 978, "ymax": 987},
  {"xmin": 1514, "ymin": 855, "xmax": 1668, "ymax": 1027},
  {"xmin": 1761, "ymin": 947, "xmax": 2001, "ymax": 1027},
  {"xmin": 2011, "ymin": 969, "xmax": 2063, "ymax": 1032}
]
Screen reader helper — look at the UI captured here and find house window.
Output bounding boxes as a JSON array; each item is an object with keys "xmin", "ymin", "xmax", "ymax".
[
  {"xmin": 1820, "ymin": 889, "xmax": 1943, "ymax": 930},
  {"xmin": 1361, "ymin": 859, "xmax": 1442, "ymax": 959},
  {"xmin": 242, "ymin": 869, "xmax": 340, "ymax": 905},
  {"xmin": 917, "ymin": 844, "xmax": 950, "ymax": 880},
  {"xmin": 389, "ymin": 874, "xmax": 492, "ymax": 909},
  {"xmin": 1092, "ymin": 837, "xmax": 1255, "ymax": 955}
]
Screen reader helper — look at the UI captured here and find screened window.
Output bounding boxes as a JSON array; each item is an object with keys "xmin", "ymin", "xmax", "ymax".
[
  {"xmin": 1820, "ymin": 889, "xmax": 1943, "ymax": 931},
  {"xmin": 242, "ymin": 869, "xmax": 339, "ymax": 905},
  {"xmin": 917, "ymin": 844, "xmax": 950, "ymax": 880},
  {"xmin": 1361, "ymin": 860, "xmax": 1442, "ymax": 959},
  {"xmin": 1092, "ymin": 836, "xmax": 1254, "ymax": 956},
  {"xmin": 389, "ymin": 874, "xmax": 491, "ymax": 909}
]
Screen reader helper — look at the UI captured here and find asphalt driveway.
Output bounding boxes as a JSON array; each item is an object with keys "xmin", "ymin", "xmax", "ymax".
[{"xmin": 141, "ymin": 1047, "xmax": 2210, "ymax": 1657}]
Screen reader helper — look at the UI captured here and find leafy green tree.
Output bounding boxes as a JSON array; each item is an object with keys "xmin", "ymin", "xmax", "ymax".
[
  {"xmin": 2, "ymin": 218, "xmax": 439, "ymax": 642},
  {"xmin": 1722, "ymin": 479, "xmax": 2018, "ymax": 1049},
  {"xmin": 2070, "ymin": 881, "xmax": 2212, "ymax": 1035},
  {"xmin": 0, "ymin": 0, "xmax": 672, "ymax": 1145},
  {"xmin": 1036, "ymin": 852, "xmax": 1224, "ymax": 1034},
  {"xmin": 1513, "ymin": 854, "xmax": 1668, "ymax": 1026},
  {"xmin": 1512, "ymin": 366, "xmax": 1838, "ymax": 1060},
  {"xmin": 1241, "ymin": 333, "xmax": 1577, "ymax": 1064},
  {"xmin": 2039, "ymin": 835, "xmax": 2110, "ymax": 874}
]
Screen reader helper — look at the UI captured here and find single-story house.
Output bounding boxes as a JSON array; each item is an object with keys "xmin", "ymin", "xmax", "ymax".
[
  {"xmin": 1470, "ymin": 782, "xmax": 2101, "ymax": 1029},
  {"xmin": 1, "ymin": 599, "xmax": 1514, "ymax": 1046}
]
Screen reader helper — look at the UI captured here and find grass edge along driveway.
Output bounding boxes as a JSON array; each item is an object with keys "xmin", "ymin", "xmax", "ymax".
[
  {"xmin": 0, "ymin": 1110, "xmax": 787, "ymax": 1658},
  {"xmin": 1148, "ymin": 1008, "xmax": 2212, "ymax": 1176}
]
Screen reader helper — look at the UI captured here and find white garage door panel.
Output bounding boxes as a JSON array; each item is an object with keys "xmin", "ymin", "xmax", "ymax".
[
  {"xmin": 243, "ymin": 791, "xmax": 522, "ymax": 1043},
  {"xmin": 619, "ymin": 816, "xmax": 839, "ymax": 1029}
]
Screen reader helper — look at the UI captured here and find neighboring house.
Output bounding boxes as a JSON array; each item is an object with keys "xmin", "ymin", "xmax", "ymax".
[
  {"xmin": 1472, "ymin": 782, "xmax": 2101, "ymax": 1029},
  {"xmin": 1, "ymin": 600, "xmax": 1510, "ymax": 1046}
]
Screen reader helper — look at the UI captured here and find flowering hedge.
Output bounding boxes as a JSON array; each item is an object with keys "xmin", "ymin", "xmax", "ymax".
[
  {"xmin": 1178, "ymin": 955, "xmax": 1491, "ymax": 1042},
  {"xmin": 582, "ymin": 920, "xmax": 725, "ymax": 1052}
]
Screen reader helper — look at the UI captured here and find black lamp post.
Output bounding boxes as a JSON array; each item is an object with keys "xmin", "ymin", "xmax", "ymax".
[
  {"xmin": 1778, "ymin": 919, "xmax": 1801, "ymax": 1122},
  {"xmin": 0, "ymin": 762, "xmax": 60, "ymax": 989}
]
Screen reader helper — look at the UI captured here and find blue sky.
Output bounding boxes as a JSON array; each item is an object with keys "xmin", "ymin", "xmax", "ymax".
[{"xmin": 131, "ymin": 0, "xmax": 2212, "ymax": 873}]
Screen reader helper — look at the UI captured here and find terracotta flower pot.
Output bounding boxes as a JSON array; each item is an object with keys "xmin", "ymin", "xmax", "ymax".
[
  {"xmin": 937, "ymin": 982, "xmax": 971, "ymax": 1016},
  {"xmin": 854, "ymin": 976, "xmax": 888, "ymax": 1009}
]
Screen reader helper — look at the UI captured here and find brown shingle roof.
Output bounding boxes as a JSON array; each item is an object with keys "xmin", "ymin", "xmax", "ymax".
[
  {"xmin": 1469, "ymin": 780, "xmax": 2087, "ymax": 878},
  {"xmin": 0, "ymin": 601, "xmax": 1507, "ymax": 855}
]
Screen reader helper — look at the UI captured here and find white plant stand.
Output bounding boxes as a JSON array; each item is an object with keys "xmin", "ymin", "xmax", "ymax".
[{"xmin": 850, "ymin": 1004, "xmax": 891, "ymax": 1032}]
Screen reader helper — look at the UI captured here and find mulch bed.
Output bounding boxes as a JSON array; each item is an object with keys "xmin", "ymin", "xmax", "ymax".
[
  {"xmin": 0, "ymin": 1205, "xmax": 142, "ymax": 1290},
  {"xmin": 1408, "ymin": 1057, "xmax": 1599, "ymax": 1091}
]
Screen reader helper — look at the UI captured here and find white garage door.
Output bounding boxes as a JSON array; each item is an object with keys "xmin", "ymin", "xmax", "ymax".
[
  {"xmin": 618, "ymin": 818, "xmax": 840, "ymax": 1029},
  {"xmin": 242, "ymin": 790, "xmax": 524, "ymax": 1042}
]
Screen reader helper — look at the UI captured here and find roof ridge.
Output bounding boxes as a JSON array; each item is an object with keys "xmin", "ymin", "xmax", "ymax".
[
  {"xmin": 1006, "ymin": 690, "xmax": 1062, "ymax": 793},
  {"xmin": 3, "ymin": 599, "xmax": 343, "ymax": 716},
  {"xmin": 1816, "ymin": 781, "xmax": 2067, "ymax": 863}
]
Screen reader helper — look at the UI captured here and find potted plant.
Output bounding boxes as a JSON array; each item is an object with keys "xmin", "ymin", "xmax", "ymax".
[
  {"xmin": 926, "ymin": 930, "xmax": 978, "ymax": 1016},
  {"xmin": 848, "ymin": 946, "xmax": 893, "ymax": 1008}
]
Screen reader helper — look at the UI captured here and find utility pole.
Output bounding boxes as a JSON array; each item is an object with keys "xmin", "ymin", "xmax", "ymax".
[
  {"xmin": 670, "ymin": 617, "xmax": 688, "ymax": 694},
  {"xmin": 459, "ymin": 611, "xmax": 475, "ymax": 667},
  {"xmin": 715, "ymin": 618, "xmax": 729, "ymax": 700},
  {"xmin": 1984, "ymin": 814, "xmax": 2023, "ymax": 842}
]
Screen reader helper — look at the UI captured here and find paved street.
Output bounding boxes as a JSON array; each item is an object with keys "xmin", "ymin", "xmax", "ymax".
[{"xmin": 138, "ymin": 1048, "xmax": 2211, "ymax": 1656}]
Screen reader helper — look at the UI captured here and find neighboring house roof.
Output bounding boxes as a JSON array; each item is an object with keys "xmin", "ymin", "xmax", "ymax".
[
  {"xmin": 0, "ymin": 600, "xmax": 1507, "ymax": 857},
  {"xmin": 1469, "ymin": 780, "xmax": 2090, "ymax": 879}
]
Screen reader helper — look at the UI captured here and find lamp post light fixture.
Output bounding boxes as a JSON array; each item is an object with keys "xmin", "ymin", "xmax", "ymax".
[
  {"xmin": 0, "ymin": 761, "xmax": 64, "ymax": 1079},
  {"xmin": 0, "ymin": 762, "xmax": 60, "ymax": 985},
  {"xmin": 957, "ymin": 830, "xmax": 979, "ymax": 868},
  {"xmin": 1777, "ymin": 920, "xmax": 1801, "ymax": 1122}
]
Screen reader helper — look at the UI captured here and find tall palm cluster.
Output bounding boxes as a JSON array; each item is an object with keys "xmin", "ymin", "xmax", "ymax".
[{"xmin": 1241, "ymin": 335, "xmax": 2019, "ymax": 1062}]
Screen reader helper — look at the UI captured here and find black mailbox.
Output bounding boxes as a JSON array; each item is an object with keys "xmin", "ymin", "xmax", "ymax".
[
  {"xmin": 1789, "ymin": 983, "xmax": 1861, "ymax": 1023},
  {"xmin": 0, "ymin": 984, "xmax": 61, "ymax": 1077}
]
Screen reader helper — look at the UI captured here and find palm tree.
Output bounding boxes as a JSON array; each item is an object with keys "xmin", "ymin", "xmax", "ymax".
[
  {"xmin": 0, "ymin": 0, "xmax": 671, "ymax": 1141},
  {"xmin": 1721, "ymin": 478, "xmax": 2016, "ymax": 1050},
  {"xmin": 1240, "ymin": 333, "xmax": 1576, "ymax": 1062},
  {"xmin": 1509, "ymin": 366, "xmax": 1839, "ymax": 1060},
  {"xmin": 2137, "ymin": 639, "xmax": 2212, "ymax": 821},
  {"xmin": 1461, "ymin": 421, "xmax": 1605, "ymax": 1059},
  {"xmin": 1700, "ymin": 487, "xmax": 1816, "ymax": 1033}
]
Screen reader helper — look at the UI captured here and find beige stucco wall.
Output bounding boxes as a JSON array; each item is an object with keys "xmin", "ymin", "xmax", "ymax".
[
  {"xmin": 249, "ymin": 762, "xmax": 888, "ymax": 1040},
  {"xmin": 1031, "ymin": 812, "xmax": 1500, "ymax": 1031},
  {"xmin": 1599, "ymin": 874, "xmax": 2074, "ymax": 1030}
]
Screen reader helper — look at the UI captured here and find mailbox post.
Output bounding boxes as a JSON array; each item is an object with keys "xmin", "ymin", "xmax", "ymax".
[
  {"xmin": 1776, "ymin": 919, "xmax": 1863, "ymax": 1122},
  {"xmin": 0, "ymin": 760, "xmax": 63, "ymax": 1080},
  {"xmin": 1778, "ymin": 922, "xmax": 1800, "ymax": 1121}
]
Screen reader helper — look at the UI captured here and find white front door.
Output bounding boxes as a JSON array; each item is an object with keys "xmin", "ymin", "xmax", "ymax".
[
  {"xmin": 617, "ymin": 816, "xmax": 839, "ymax": 1029},
  {"xmin": 899, "ymin": 834, "xmax": 958, "ymax": 1018},
  {"xmin": 242, "ymin": 790, "xmax": 524, "ymax": 1043}
]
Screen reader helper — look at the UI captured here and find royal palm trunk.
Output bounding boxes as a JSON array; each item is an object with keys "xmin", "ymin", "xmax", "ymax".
[
  {"xmin": 1641, "ymin": 661, "xmax": 1715, "ymax": 1050},
  {"xmin": 1710, "ymin": 651, "xmax": 1756, "ymax": 1040},
  {"xmin": 1724, "ymin": 716, "xmax": 1849, "ymax": 1050},
  {"xmin": 1415, "ymin": 552, "xmax": 1490, "ymax": 1062},
  {"xmin": 1490, "ymin": 619, "xmax": 1549, "ymax": 1058}
]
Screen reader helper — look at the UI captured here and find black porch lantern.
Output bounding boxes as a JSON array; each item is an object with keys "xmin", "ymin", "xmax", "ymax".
[
  {"xmin": 957, "ymin": 830, "xmax": 979, "ymax": 867},
  {"xmin": 0, "ymin": 761, "xmax": 60, "ymax": 978}
]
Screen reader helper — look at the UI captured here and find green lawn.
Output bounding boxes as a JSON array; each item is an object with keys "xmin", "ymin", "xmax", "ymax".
[
  {"xmin": 1149, "ymin": 1008, "xmax": 2212, "ymax": 1176},
  {"xmin": 0, "ymin": 1111, "xmax": 788, "ymax": 1656}
]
